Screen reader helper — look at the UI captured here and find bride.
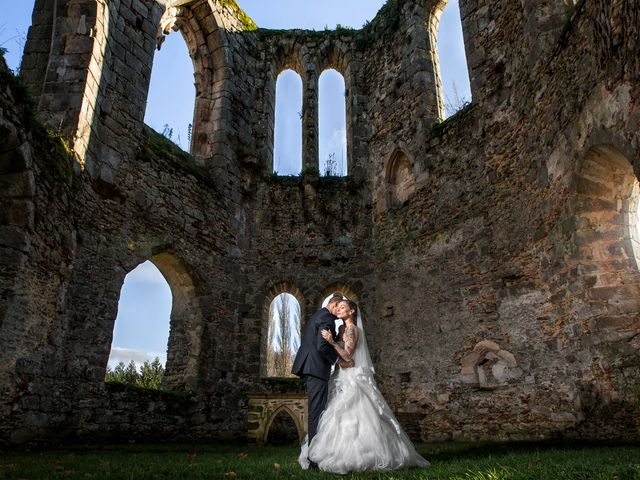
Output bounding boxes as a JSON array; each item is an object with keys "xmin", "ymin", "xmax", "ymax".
[{"xmin": 298, "ymin": 298, "xmax": 430, "ymax": 474}]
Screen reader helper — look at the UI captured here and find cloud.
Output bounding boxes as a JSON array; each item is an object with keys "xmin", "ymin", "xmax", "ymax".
[
  {"xmin": 108, "ymin": 347, "xmax": 166, "ymax": 368},
  {"xmin": 124, "ymin": 261, "xmax": 169, "ymax": 285}
]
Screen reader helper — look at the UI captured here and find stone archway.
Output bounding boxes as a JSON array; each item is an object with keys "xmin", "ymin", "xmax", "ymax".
[
  {"xmin": 149, "ymin": 252, "xmax": 203, "ymax": 391},
  {"xmin": 247, "ymin": 394, "xmax": 306, "ymax": 446},
  {"xmin": 155, "ymin": 2, "xmax": 231, "ymax": 163},
  {"xmin": 573, "ymin": 144, "xmax": 640, "ymax": 336},
  {"xmin": 262, "ymin": 282, "xmax": 305, "ymax": 378}
]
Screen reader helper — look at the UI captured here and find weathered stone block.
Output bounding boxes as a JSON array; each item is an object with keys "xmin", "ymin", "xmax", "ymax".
[{"xmin": 0, "ymin": 172, "xmax": 35, "ymax": 198}]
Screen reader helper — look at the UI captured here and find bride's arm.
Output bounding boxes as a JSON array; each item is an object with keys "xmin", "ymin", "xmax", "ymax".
[{"xmin": 321, "ymin": 325, "xmax": 358, "ymax": 363}]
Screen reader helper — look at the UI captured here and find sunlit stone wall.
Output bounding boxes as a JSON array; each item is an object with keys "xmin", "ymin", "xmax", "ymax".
[{"xmin": 0, "ymin": 0, "xmax": 639, "ymax": 445}]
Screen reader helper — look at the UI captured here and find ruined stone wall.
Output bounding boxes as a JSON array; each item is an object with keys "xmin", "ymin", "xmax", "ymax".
[
  {"xmin": 364, "ymin": 0, "xmax": 640, "ymax": 441},
  {"xmin": 1, "ymin": 0, "xmax": 639, "ymax": 445},
  {"xmin": 1, "ymin": 0, "xmax": 258, "ymax": 444},
  {"xmin": 0, "ymin": 69, "xmax": 249, "ymax": 443},
  {"xmin": 215, "ymin": 25, "xmax": 378, "ymax": 396}
]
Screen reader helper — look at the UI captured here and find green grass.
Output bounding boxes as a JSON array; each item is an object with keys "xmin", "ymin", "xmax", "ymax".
[{"xmin": 0, "ymin": 441, "xmax": 638, "ymax": 479}]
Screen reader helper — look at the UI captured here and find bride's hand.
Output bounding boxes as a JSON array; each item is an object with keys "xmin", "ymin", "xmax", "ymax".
[{"xmin": 321, "ymin": 329, "xmax": 335, "ymax": 344}]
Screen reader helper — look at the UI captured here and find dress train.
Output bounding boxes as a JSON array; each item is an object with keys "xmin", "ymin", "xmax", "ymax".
[{"xmin": 298, "ymin": 365, "xmax": 429, "ymax": 474}]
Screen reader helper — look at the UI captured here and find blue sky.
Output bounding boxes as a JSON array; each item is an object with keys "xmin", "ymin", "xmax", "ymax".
[
  {"xmin": 2, "ymin": 0, "xmax": 470, "ymax": 369},
  {"xmin": 109, "ymin": 261, "xmax": 172, "ymax": 368}
]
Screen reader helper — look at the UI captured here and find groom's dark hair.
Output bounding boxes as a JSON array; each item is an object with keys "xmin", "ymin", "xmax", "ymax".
[{"xmin": 327, "ymin": 292, "xmax": 344, "ymax": 306}]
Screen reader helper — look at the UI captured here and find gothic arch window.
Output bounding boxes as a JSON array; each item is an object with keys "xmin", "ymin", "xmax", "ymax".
[
  {"xmin": 387, "ymin": 149, "xmax": 416, "ymax": 208},
  {"xmin": 319, "ymin": 69, "xmax": 347, "ymax": 177},
  {"xmin": 108, "ymin": 254, "xmax": 203, "ymax": 390},
  {"xmin": 265, "ymin": 407, "xmax": 300, "ymax": 445},
  {"xmin": 145, "ymin": 30, "xmax": 195, "ymax": 152},
  {"xmin": 265, "ymin": 289, "xmax": 302, "ymax": 377},
  {"xmin": 430, "ymin": 0, "xmax": 472, "ymax": 119},
  {"xmin": 108, "ymin": 261, "xmax": 172, "ymax": 381},
  {"xmin": 574, "ymin": 144, "xmax": 640, "ymax": 321},
  {"xmin": 273, "ymin": 69, "xmax": 303, "ymax": 175}
]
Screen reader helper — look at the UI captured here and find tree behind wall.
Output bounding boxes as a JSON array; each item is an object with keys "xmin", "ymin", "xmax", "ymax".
[
  {"xmin": 267, "ymin": 294, "xmax": 300, "ymax": 377},
  {"xmin": 105, "ymin": 357, "xmax": 164, "ymax": 390}
]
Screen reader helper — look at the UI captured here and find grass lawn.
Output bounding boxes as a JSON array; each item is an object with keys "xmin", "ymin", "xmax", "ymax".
[{"xmin": 0, "ymin": 441, "xmax": 638, "ymax": 479}]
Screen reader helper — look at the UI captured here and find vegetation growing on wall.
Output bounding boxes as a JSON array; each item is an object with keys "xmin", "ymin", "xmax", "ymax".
[
  {"xmin": 220, "ymin": 0, "xmax": 257, "ymax": 30},
  {"xmin": 1, "ymin": 51, "xmax": 78, "ymax": 186},
  {"xmin": 137, "ymin": 125, "xmax": 205, "ymax": 180}
]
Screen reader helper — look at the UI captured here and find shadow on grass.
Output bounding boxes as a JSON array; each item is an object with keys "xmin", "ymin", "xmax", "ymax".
[
  {"xmin": 1, "ymin": 439, "xmax": 639, "ymax": 480},
  {"xmin": 423, "ymin": 438, "xmax": 639, "ymax": 463}
]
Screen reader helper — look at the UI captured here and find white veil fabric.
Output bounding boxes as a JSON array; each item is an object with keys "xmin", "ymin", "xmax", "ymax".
[
  {"xmin": 299, "ymin": 301, "xmax": 430, "ymax": 474},
  {"xmin": 354, "ymin": 307, "xmax": 375, "ymax": 375}
]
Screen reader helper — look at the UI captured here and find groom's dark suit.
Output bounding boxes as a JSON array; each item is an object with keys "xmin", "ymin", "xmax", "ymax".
[{"xmin": 291, "ymin": 307, "xmax": 338, "ymax": 443}]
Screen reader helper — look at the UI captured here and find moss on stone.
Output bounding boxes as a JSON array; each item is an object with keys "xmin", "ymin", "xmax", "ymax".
[
  {"xmin": 105, "ymin": 381, "xmax": 197, "ymax": 413},
  {"xmin": 0, "ymin": 58, "xmax": 79, "ymax": 187},
  {"xmin": 138, "ymin": 125, "xmax": 205, "ymax": 180},
  {"xmin": 261, "ymin": 377, "xmax": 304, "ymax": 392},
  {"xmin": 354, "ymin": 0, "xmax": 401, "ymax": 51},
  {"xmin": 219, "ymin": 0, "xmax": 257, "ymax": 31},
  {"xmin": 0, "ymin": 51, "xmax": 36, "ymax": 128},
  {"xmin": 46, "ymin": 130, "xmax": 76, "ymax": 182},
  {"xmin": 430, "ymin": 102, "xmax": 474, "ymax": 137}
]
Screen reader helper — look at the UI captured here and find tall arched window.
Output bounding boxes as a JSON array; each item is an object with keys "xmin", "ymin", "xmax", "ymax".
[
  {"xmin": 273, "ymin": 69, "xmax": 303, "ymax": 175},
  {"xmin": 319, "ymin": 69, "xmax": 347, "ymax": 176},
  {"xmin": 432, "ymin": 0, "xmax": 472, "ymax": 118},
  {"xmin": 145, "ymin": 32, "xmax": 195, "ymax": 152},
  {"xmin": 574, "ymin": 145, "xmax": 640, "ymax": 314},
  {"xmin": 266, "ymin": 292, "xmax": 302, "ymax": 377},
  {"xmin": 107, "ymin": 261, "xmax": 172, "ymax": 376}
]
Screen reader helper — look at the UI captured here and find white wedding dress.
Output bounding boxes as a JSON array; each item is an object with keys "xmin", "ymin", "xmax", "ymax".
[{"xmin": 298, "ymin": 312, "xmax": 429, "ymax": 474}]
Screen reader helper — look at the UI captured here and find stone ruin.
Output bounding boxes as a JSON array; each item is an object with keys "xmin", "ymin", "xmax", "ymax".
[{"xmin": 0, "ymin": 0, "xmax": 639, "ymax": 445}]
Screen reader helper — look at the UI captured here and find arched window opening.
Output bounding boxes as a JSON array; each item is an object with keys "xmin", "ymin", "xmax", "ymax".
[
  {"xmin": 319, "ymin": 69, "xmax": 347, "ymax": 177},
  {"xmin": 273, "ymin": 69, "xmax": 303, "ymax": 175},
  {"xmin": 433, "ymin": 0, "xmax": 472, "ymax": 119},
  {"xmin": 266, "ymin": 292, "xmax": 301, "ymax": 377},
  {"xmin": 145, "ymin": 32, "xmax": 195, "ymax": 152},
  {"xmin": 266, "ymin": 409, "xmax": 299, "ymax": 445},
  {"xmin": 106, "ymin": 261, "xmax": 172, "ymax": 388},
  {"xmin": 631, "ymin": 182, "xmax": 640, "ymax": 263},
  {"xmin": 387, "ymin": 150, "xmax": 416, "ymax": 207},
  {"xmin": 575, "ymin": 145, "xmax": 640, "ymax": 309}
]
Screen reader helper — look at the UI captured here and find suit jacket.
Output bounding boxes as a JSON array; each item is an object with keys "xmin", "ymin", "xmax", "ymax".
[{"xmin": 291, "ymin": 307, "xmax": 338, "ymax": 381}]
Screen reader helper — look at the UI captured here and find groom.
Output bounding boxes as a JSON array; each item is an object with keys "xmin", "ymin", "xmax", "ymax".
[{"xmin": 291, "ymin": 293, "xmax": 342, "ymax": 449}]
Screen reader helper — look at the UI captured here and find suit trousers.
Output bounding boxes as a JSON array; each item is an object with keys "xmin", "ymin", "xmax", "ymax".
[{"xmin": 305, "ymin": 374, "xmax": 328, "ymax": 444}]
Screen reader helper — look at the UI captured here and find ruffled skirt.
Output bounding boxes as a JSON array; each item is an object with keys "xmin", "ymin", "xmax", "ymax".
[{"xmin": 298, "ymin": 367, "xmax": 429, "ymax": 474}]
